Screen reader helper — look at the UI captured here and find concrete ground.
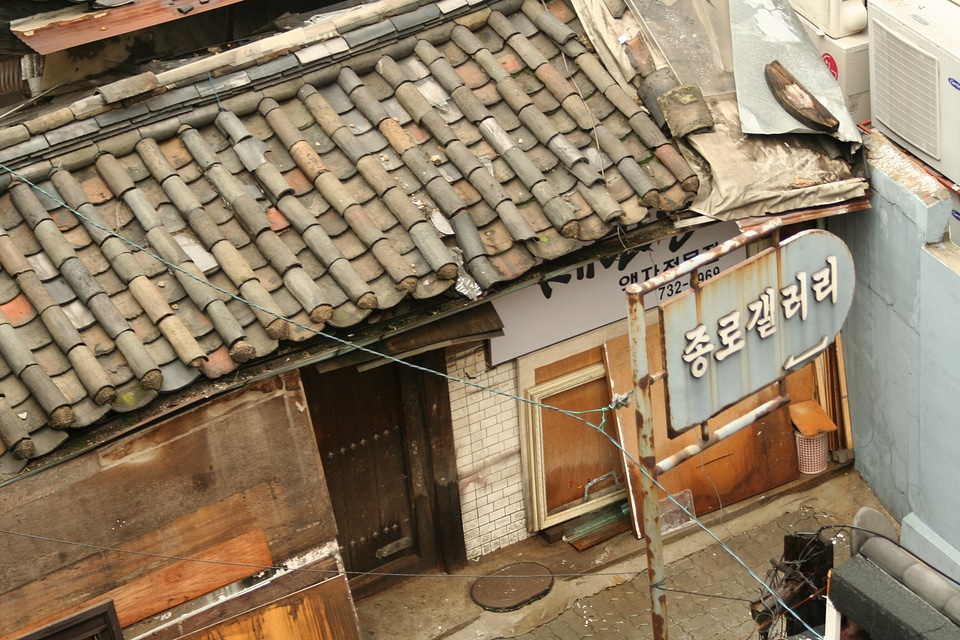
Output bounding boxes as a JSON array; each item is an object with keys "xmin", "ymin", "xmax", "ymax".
[{"xmin": 355, "ymin": 466, "xmax": 892, "ymax": 639}]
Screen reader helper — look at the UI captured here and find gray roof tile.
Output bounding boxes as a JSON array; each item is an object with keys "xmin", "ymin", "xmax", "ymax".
[{"xmin": 0, "ymin": 0, "xmax": 836, "ymax": 467}]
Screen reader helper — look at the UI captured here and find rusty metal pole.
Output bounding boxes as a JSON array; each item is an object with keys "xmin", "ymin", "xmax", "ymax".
[
  {"xmin": 622, "ymin": 217, "xmax": 784, "ymax": 640},
  {"xmin": 625, "ymin": 288, "xmax": 667, "ymax": 640}
]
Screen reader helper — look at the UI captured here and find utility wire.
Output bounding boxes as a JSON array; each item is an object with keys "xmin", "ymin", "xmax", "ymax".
[{"xmin": 0, "ymin": 162, "xmax": 819, "ymax": 636}]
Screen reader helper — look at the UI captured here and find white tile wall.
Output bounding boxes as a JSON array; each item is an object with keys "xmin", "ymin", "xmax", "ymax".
[{"xmin": 446, "ymin": 345, "xmax": 530, "ymax": 559}]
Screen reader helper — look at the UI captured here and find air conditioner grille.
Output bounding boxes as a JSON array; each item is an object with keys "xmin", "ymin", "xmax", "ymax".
[{"xmin": 872, "ymin": 19, "xmax": 940, "ymax": 159}]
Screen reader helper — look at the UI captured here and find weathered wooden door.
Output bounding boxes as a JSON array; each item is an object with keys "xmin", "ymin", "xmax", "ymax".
[
  {"xmin": 541, "ymin": 375, "xmax": 624, "ymax": 516},
  {"xmin": 301, "ymin": 360, "xmax": 439, "ymax": 595}
]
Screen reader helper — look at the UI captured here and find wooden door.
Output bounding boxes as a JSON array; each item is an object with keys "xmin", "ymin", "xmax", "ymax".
[
  {"xmin": 541, "ymin": 375, "xmax": 624, "ymax": 515},
  {"xmin": 301, "ymin": 363, "xmax": 434, "ymax": 586},
  {"xmin": 302, "ymin": 350, "xmax": 465, "ymax": 597}
]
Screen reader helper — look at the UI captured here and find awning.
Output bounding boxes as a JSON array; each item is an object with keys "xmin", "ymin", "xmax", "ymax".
[{"xmin": 11, "ymin": 0, "xmax": 247, "ymax": 55}]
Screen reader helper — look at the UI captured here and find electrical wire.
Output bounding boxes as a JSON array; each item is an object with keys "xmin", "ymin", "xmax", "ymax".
[{"xmin": 0, "ymin": 161, "xmax": 822, "ymax": 637}]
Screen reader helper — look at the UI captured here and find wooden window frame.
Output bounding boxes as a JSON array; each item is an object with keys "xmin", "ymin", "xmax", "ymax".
[
  {"xmin": 518, "ymin": 321, "xmax": 629, "ymax": 532},
  {"xmin": 12, "ymin": 601, "xmax": 123, "ymax": 640}
]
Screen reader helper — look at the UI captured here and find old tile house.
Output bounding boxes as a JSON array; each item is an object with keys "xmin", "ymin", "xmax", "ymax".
[{"xmin": 0, "ymin": 0, "xmax": 867, "ymax": 637}]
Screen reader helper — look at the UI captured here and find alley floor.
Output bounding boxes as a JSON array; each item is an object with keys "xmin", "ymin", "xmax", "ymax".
[
  {"xmin": 508, "ymin": 502, "xmax": 843, "ymax": 640},
  {"xmin": 356, "ymin": 467, "xmax": 891, "ymax": 639}
]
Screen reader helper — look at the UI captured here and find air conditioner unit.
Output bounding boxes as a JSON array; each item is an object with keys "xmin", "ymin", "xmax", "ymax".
[
  {"xmin": 798, "ymin": 14, "xmax": 871, "ymax": 122},
  {"xmin": 869, "ymin": 0, "xmax": 960, "ymax": 186},
  {"xmin": 789, "ymin": 0, "xmax": 866, "ymax": 39}
]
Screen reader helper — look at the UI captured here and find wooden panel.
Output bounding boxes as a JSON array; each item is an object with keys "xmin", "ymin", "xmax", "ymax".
[
  {"xmin": 0, "ymin": 372, "xmax": 336, "ymax": 637},
  {"xmin": 541, "ymin": 376, "xmax": 624, "ymax": 513},
  {"xmin": 182, "ymin": 576, "xmax": 360, "ymax": 640},
  {"xmin": 604, "ymin": 329, "xmax": 799, "ymax": 522},
  {"xmin": 10, "ymin": 529, "xmax": 272, "ymax": 637},
  {"xmin": 11, "ymin": 0, "xmax": 247, "ymax": 55},
  {"xmin": 107, "ymin": 529, "xmax": 272, "ymax": 627},
  {"xmin": 146, "ymin": 557, "xmax": 342, "ymax": 640}
]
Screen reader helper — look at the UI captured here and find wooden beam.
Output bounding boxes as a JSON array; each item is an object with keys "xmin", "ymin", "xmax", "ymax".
[
  {"xmin": 420, "ymin": 349, "xmax": 467, "ymax": 572},
  {"xmin": 11, "ymin": 0, "xmax": 247, "ymax": 55},
  {"xmin": 835, "ymin": 333, "xmax": 854, "ymax": 449}
]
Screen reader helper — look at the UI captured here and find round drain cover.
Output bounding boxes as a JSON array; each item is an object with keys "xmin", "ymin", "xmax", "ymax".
[{"xmin": 470, "ymin": 562, "xmax": 554, "ymax": 612}]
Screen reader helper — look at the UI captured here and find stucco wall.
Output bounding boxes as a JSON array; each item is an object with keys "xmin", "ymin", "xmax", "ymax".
[
  {"xmin": 828, "ymin": 133, "xmax": 960, "ymax": 580},
  {"xmin": 447, "ymin": 345, "xmax": 529, "ymax": 559}
]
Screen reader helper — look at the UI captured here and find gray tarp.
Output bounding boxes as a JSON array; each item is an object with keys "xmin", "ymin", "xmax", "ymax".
[{"xmin": 683, "ymin": 99, "xmax": 867, "ymax": 220}]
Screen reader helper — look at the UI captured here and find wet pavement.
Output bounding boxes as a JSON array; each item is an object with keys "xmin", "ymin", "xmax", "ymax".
[{"xmin": 356, "ymin": 467, "xmax": 891, "ymax": 640}]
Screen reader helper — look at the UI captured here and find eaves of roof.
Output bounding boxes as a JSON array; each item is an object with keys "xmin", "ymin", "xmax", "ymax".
[
  {"xmin": 10, "ymin": 0, "xmax": 249, "ymax": 56},
  {"xmin": 0, "ymin": 0, "xmax": 716, "ymax": 478}
]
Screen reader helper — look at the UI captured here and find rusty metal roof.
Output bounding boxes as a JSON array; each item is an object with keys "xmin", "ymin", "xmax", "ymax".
[{"xmin": 11, "ymin": 0, "xmax": 248, "ymax": 55}]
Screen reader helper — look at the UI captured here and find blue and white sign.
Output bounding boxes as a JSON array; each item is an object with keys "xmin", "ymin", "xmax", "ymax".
[{"xmin": 661, "ymin": 229, "xmax": 854, "ymax": 435}]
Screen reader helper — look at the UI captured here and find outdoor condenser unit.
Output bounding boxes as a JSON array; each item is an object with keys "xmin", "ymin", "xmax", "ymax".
[
  {"xmin": 868, "ymin": 0, "xmax": 960, "ymax": 186},
  {"xmin": 790, "ymin": 0, "xmax": 866, "ymax": 39}
]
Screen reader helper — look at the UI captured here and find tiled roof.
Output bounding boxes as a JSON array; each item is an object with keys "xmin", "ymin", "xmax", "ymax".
[{"xmin": 0, "ymin": 0, "xmax": 704, "ymax": 476}]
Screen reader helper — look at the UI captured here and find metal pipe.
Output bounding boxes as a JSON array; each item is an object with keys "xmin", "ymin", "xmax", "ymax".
[
  {"xmin": 622, "ymin": 217, "xmax": 785, "ymax": 640},
  {"xmin": 655, "ymin": 395, "xmax": 791, "ymax": 475},
  {"xmin": 626, "ymin": 291, "xmax": 668, "ymax": 640},
  {"xmin": 627, "ymin": 217, "xmax": 782, "ymax": 296}
]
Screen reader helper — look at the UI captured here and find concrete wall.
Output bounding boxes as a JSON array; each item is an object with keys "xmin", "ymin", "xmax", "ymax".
[
  {"xmin": 447, "ymin": 346, "xmax": 529, "ymax": 559},
  {"xmin": 828, "ymin": 133, "xmax": 960, "ymax": 580}
]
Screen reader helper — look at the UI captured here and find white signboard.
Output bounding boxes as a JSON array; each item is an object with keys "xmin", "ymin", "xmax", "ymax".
[
  {"xmin": 661, "ymin": 229, "xmax": 854, "ymax": 435},
  {"xmin": 490, "ymin": 222, "xmax": 746, "ymax": 365}
]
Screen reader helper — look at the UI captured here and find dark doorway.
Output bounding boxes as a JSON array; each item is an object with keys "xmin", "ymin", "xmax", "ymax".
[{"xmin": 301, "ymin": 350, "xmax": 465, "ymax": 597}]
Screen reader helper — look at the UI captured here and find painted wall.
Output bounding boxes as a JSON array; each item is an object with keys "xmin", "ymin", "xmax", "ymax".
[
  {"xmin": 828, "ymin": 133, "xmax": 960, "ymax": 580},
  {"xmin": 446, "ymin": 346, "xmax": 529, "ymax": 559}
]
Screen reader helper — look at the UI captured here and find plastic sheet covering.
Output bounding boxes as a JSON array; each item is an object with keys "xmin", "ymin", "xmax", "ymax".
[
  {"xmin": 624, "ymin": 0, "xmax": 736, "ymax": 97},
  {"xmin": 682, "ymin": 98, "xmax": 867, "ymax": 220},
  {"xmin": 729, "ymin": 0, "xmax": 861, "ymax": 142},
  {"xmin": 571, "ymin": 0, "xmax": 866, "ymax": 220},
  {"xmin": 570, "ymin": 0, "xmax": 646, "ymax": 92}
]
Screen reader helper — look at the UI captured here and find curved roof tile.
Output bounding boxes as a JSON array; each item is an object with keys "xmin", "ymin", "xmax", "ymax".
[{"xmin": 0, "ymin": 0, "xmax": 704, "ymax": 473}]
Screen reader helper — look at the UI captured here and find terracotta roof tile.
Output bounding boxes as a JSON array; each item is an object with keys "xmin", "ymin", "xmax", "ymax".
[
  {"xmin": 1, "ymin": 292, "xmax": 37, "ymax": 328},
  {"xmin": 0, "ymin": 0, "xmax": 770, "ymax": 469}
]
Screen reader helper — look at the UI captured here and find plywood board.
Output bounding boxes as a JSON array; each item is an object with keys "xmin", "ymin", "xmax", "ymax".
[
  {"xmin": 0, "ymin": 372, "xmax": 337, "ymax": 636},
  {"xmin": 182, "ymin": 576, "xmax": 360, "ymax": 640},
  {"xmin": 790, "ymin": 400, "xmax": 839, "ymax": 437},
  {"xmin": 9, "ymin": 529, "xmax": 273, "ymax": 637}
]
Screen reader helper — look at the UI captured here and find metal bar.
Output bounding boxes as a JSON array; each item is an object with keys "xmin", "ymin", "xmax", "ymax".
[
  {"xmin": 583, "ymin": 470, "xmax": 620, "ymax": 503},
  {"xmin": 655, "ymin": 395, "xmax": 791, "ymax": 475},
  {"xmin": 626, "ymin": 291, "xmax": 667, "ymax": 640},
  {"xmin": 633, "ymin": 217, "xmax": 782, "ymax": 295},
  {"xmin": 622, "ymin": 217, "xmax": 787, "ymax": 640}
]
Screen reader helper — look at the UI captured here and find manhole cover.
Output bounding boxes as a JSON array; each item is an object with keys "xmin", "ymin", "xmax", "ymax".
[{"xmin": 470, "ymin": 562, "xmax": 554, "ymax": 612}]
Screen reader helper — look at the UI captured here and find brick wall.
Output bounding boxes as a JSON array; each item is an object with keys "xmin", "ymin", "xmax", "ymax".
[{"xmin": 446, "ymin": 345, "xmax": 530, "ymax": 559}]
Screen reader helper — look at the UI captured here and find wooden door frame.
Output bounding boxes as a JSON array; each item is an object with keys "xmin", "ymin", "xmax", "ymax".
[{"xmin": 517, "ymin": 321, "xmax": 629, "ymax": 532}]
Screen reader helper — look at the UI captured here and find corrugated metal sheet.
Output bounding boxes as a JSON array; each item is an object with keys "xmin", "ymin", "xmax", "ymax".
[
  {"xmin": 0, "ymin": 56, "xmax": 23, "ymax": 94},
  {"xmin": 10, "ymin": 0, "xmax": 248, "ymax": 55}
]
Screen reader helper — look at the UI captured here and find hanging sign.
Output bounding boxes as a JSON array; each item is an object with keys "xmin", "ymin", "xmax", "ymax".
[{"xmin": 661, "ymin": 229, "xmax": 854, "ymax": 436}]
